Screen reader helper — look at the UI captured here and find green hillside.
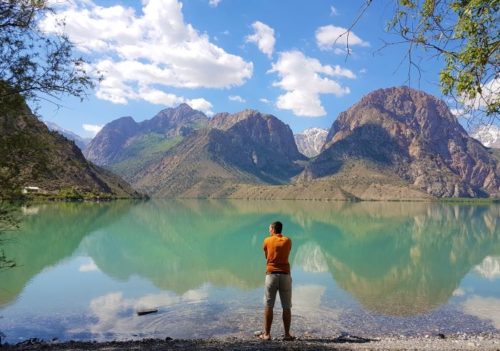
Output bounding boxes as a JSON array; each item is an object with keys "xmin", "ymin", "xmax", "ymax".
[
  {"xmin": 0, "ymin": 97, "xmax": 141, "ymax": 200},
  {"xmin": 109, "ymin": 134, "xmax": 182, "ymax": 179}
]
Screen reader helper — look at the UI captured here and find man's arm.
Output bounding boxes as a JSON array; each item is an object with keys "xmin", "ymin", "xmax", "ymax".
[{"xmin": 263, "ymin": 239, "xmax": 268, "ymax": 259}]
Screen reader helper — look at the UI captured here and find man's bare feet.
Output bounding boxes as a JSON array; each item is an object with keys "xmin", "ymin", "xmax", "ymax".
[
  {"xmin": 259, "ymin": 333, "xmax": 271, "ymax": 341},
  {"xmin": 283, "ymin": 334, "xmax": 296, "ymax": 341}
]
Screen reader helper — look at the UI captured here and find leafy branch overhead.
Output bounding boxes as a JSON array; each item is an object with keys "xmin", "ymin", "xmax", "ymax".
[
  {"xmin": 359, "ymin": 0, "xmax": 499, "ymax": 122},
  {"xmin": 0, "ymin": 0, "xmax": 96, "ymax": 109}
]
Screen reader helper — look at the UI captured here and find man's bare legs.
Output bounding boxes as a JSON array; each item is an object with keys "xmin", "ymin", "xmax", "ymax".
[
  {"xmin": 262, "ymin": 307, "xmax": 293, "ymax": 340},
  {"xmin": 262, "ymin": 307, "xmax": 273, "ymax": 340},
  {"xmin": 283, "ymin": 308, "xmax": 291, "ymax": 335},
  {"xmin": 283, "ymin": 308, "xmax": 294, "ymax": 340}
]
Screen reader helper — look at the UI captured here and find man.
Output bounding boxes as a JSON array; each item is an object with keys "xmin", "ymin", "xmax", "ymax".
[{"xmin": 261, "ymin": 221, "xmax": 294, "ymax": 341}]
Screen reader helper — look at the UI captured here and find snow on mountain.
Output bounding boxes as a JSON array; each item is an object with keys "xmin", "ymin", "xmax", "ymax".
[
  {"xmin": 294, "ymin": 127, "xmax": 328, "ymax": 158},
  {"xmin": 471, "ymin": 125, "xmax": 500, "ymax": 148},
  {"xmin": 44, "ymin": 121, "xmax": 91, "ymax": 151}
]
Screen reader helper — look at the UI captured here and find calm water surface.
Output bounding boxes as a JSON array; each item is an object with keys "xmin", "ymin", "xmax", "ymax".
[{"xmin": 0, "ymin": 200, "xmax": 499, "ymax": 342}]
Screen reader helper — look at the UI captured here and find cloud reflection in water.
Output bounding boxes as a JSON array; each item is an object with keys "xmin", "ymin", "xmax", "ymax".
[{"xmin": 76, "ymin": 287, "xmax": 209, "ymax": 339}]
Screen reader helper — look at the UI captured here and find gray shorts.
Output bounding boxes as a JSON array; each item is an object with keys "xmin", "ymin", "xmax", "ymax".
[{"xmin": 264, "ymin": 273, "xmax": 292, "ymax": 309}]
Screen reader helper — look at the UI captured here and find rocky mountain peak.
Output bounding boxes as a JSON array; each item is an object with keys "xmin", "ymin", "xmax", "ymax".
[
  {"xmin": 142, "ymin": 103, "xmax": 207, "ymax": 133},
  {"xmin": 106, "ymin": 116, "xmax": 137, "ymax": 129},
  {"xmin": 209, "ymin": 109, "xmax": 304, "ymax": 161},
  {"xmin": 84, "ymin": 104, "xmax": 209, "ymax": 167},
  {"xmin": 325, "ymin": 86, "xmax": 458, "ymax": 148},
  {"xmin": 84, "ymin": 116, "xmax": 139, "ymax": 166},
  {"xmin": 209, "ymin": 109, "xmax": 263, "ymax": 131},
  {"xmin": 314, "ymin": 86, "xmax": 500, "ymax": 197}
]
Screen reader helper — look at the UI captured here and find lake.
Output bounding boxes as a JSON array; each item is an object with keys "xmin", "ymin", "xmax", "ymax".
[{"xmin": 0, "ymin": 200, "xmax": 499, "ymax": 343}]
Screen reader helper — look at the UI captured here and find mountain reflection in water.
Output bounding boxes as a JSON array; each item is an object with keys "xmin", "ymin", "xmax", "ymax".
[{"xmin": 1, "ymin": 200, "xmax": 499, "ymax": 320}]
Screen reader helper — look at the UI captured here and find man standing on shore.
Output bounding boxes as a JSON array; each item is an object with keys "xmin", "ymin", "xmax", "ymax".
[{"xmin": 261, "ymin": 221, "xmax": 294, "ymax": 341}]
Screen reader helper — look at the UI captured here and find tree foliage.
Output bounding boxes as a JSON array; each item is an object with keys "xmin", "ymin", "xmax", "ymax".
[
  {"xmin": 356, "ymin": 0, "xmax": 499, "ymax": 124},
  {"xmin": 391, "ymin": 0, "xmax": 498, "ymax": 119},
  {"xmin": 0, "ymin": 0, "xmax": 94, "ymax": 110},
  {"xmin": 0, "ymin": 201, "xmax": 18, "ymax": 270}
]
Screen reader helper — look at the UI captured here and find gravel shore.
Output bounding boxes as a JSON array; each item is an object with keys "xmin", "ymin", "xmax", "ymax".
[{"xmin": 2, "ymin": 333, "xmax": 500, "ymax": 351}]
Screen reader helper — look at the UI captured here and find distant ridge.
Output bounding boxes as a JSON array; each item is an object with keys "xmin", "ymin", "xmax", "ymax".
[
  {"xmin": 80, "ymin": 87, "xmax": 500, "ymax": 200},
  {"xmin": 44, "ymin": 121, "xmax": 91, "ymax": 151},
  {"xmin": 133, "ymin": 109, "xmax": 307, "ymax": 197}
]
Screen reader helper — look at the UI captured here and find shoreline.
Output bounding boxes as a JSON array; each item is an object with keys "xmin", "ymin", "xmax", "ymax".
[
  {"xmin": 4, "ymin": 196, "xmax": 500, "ymax": 205},
  {"xmin": 2, "ymin": 333, "xmax": 500, "ymax": 351}
]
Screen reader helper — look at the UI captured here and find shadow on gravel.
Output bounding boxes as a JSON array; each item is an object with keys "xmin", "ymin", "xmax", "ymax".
[{"xmin": 306, "ymin": 333, "xmax": 378, "ymax": 344}]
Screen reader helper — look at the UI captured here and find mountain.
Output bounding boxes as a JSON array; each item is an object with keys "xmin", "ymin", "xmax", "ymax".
[
  {"xmin": 294, "ymin": 127, "xmax": 328, "ymax": 157},
  {"xmin": 471, "ymin": 125, "xmax": 500, "ymax": 148},
  {"xmin": 0, "ymin": 97, "xmax": 141, "ymax": 199},
  {"xmin": 84, "ymin": 104, "xmax": 208, "ymax": 180},
  {"xmin": 81, "ymin": 87, "xmax": 499, "ymax": 200},
  {"xmin": 304, "ymin": 86, "xmax": 500, "ymax": 198},
  {"xmin": 133, "ymin": 109, "xmax": 307, "ymax": 197},
  {"xmin": 44, "ymin": 121, "xmax": 91, "ymax": 151}
]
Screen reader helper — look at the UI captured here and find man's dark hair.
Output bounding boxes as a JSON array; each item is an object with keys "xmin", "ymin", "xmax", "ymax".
[{"xmin": 271, "ymin": 221, "xmax": 283, "ymax": 234}]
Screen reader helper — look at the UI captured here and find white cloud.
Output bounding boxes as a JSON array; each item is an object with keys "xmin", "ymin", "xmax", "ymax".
[
  {"xmin": 186, "ymin": 98, "xmax": 214, "ymax": 116},
  {"xmin": 83, "ymin": 124, "xmax": 103, "ymax": 136},
  {"xmin": 450, "ymin": 108, "xmax": 466, "ymax": 117},
  {"xmin": 474, "ymin": 256, "xmax": 500, "ymax": 280},
  {"xmin": 229, "ymin": 95, "xmax": 246, "ymax": 103},
  {"xmin": 40, "ymin": 0, "xmax": 252, "ymax": 106},
  {"xmin": 246, "ymin": 21, "xmax": 276, "ymax": 59},
  {"xmin": 137, "ymin": 86, "xmax": 214, "ymax": 115},
  {"xmin": 461, "ymin": 77, "xmax": 499, "ymax": 112},
  {"xmin": 79, "ymin": 259, "xmax": 99, "ymax": 272},
  {"xmin": 209, "ymin": 0, "xmax": 221, "ymax": 7},
  {"xmin": 260, "ymin": 98, "xmax": 271, "ymax": 104},
  {"xmin": 316, "ymin": 25, "xmax": 369, "ymax": 52},
  {"xmin": 330, "ymin": 6, "xmax": 339, "ymax": 16},
  {"xmin": 268, "ymin": 50, "xmax": 355, "ymax": 117},
  {"xmin": 85, "ymin": 288, "xmax": 209, "ymax": 337}
]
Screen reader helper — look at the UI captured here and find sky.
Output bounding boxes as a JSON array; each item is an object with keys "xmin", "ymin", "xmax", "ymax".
[{"xmin": 38, "ymin": 0, "xmax": 446, "ymax": 138}]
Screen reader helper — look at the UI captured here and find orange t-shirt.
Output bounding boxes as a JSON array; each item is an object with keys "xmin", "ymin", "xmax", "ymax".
[{"xmin": 263, "ymin": 234, "xmax": 292, "ymax": 274}]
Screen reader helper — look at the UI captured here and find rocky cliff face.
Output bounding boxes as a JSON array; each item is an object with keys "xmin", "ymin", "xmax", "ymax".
[
  {"xmin": 84, "ymin": 116, "xmax": 138, "ymax": 166},
  {"xmin": 84, "ymin": 104, "xmax": 208, "ymax": 167},
  {"xmin": 134, "ymin": 110, "xmax": 306, "ymax": 197},
  {"xmin": 294, "ymin": 127, "xmax": 328, "ymax": 157},
  {"xmin": 210, "ymin": 110, "xmax": 306, "ymax": 179},
  {"xmin": 310, "ymin": 86, "xmax": 500, "ymax": 197}
]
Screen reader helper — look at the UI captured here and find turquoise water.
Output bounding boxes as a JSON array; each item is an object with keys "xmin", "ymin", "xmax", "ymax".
[{"xmin": 0, "ymin": 200, "xmax": 499, "ymax": 342}]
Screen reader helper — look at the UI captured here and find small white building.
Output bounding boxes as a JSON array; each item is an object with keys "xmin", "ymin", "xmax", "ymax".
[{"xmin": 22, "ymin": 186, "xmax": 40, "ymax": 194}]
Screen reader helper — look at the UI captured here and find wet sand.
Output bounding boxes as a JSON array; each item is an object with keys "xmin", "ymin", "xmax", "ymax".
[{"xmin": 2, "ymin": 333, "xmax": 500, "ymax": 351}]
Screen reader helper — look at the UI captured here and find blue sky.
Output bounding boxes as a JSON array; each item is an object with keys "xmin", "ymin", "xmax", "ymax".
[{"xmin": 38, "ymin": 0, "xmax": 445, "ymax": 138}]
